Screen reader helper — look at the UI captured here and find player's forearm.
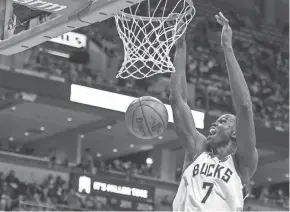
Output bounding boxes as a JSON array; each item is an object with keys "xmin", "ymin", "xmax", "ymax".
[
  {"xmin": 170, "ymin": 37, "xmax": 187, "ymax": 102},
  {"xmin": 170, "ymin": 72, "xmax": 184, "ymax": 102},
  {"xmin": 223, "ymin": 46, "xmax": 252, "ymax": 109}
]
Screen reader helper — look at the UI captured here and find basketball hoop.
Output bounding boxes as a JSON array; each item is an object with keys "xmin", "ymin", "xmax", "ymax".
[{"xmin": 115, "ymin": 0, "xmax": 195, "ymax": 79}]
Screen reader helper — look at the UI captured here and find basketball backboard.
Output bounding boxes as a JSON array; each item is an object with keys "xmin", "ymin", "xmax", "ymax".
[{"xmin": 0, "ymin": 0, "xmax": 144, "ymax": 56}]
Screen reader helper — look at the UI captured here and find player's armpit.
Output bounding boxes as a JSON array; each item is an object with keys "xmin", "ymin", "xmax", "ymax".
[
  {"xmin": 182, "ymin": 150, "xmax": 204, "ymax": 173},
  {"xmin": 235, "ymin": 104, "xmax": 258, "ymax": 178},
  {"xmin": 170, "ymin": 97, "xmax": 206, "ymax": 157}
]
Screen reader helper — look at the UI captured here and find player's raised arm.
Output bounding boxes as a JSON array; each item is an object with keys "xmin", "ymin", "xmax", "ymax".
[
  {"xmin": 216, "ymin": 13, "xmax": 258, "ymax": 179},
  {"xmin": 170, "ymin": 34, "xmax": 206, "ymax": 168}
]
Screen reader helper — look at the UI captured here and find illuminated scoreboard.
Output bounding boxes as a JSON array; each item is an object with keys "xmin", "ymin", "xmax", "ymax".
[{"xmin": 70, "ymin": 173, "xmax": 155, "ymax": 211}]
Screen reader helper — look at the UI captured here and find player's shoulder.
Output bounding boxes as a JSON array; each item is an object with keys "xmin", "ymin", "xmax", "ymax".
[{"xmin": 188, "ymin": 150, "xmax": 211, "ymax": 164}]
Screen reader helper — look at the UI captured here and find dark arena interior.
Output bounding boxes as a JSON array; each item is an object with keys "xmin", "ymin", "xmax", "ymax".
[{"xmin": 0, "ymin": 0, "xmax": 288, "ymax": 211}]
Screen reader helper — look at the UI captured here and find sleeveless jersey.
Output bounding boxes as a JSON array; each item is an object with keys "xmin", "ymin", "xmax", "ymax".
[{"xmin": 173, "ymin": 152, "xmax": 244, "ymax": 211}]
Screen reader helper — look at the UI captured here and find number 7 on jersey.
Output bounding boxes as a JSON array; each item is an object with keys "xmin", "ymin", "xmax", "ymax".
[{"xmin": 201, "ymin": 182, "xmax": 214, "ymax": 203}]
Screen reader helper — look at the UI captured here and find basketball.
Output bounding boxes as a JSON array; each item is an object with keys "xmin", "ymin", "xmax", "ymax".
[{"xmin": 125, "ymin": 96, "xmax": 169, "ymax": 139}]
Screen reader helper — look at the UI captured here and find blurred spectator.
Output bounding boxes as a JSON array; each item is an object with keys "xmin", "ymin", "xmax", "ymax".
[
  {"xmin": 66, "ymin": 188, "xmax": 82, "ymax": 209},
  {"xmin": 259, "ymin": 187, "xmax": 271, "ymax": 204},
  {"xmin": 5, "ymin": 170, "xmax": 18, "ymax": 184}
]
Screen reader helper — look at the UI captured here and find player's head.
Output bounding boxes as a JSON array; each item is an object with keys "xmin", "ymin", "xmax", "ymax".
[{"xmin": 206, "ymin": 114, "xmax": 237, "ymax": 155}]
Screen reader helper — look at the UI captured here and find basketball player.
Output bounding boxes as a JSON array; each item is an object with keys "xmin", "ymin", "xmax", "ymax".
[{"xmin": 170, "ymin": 12, "xmax": 258, "ymax": 211}]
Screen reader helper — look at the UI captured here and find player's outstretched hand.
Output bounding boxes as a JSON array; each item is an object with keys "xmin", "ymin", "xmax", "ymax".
[
  {"xmin": 215, "ymin": 12, "xmax": 232, "ymax": 49},
  {"xmin": 172, "ymin": 28, "xmax": 186, "ymax": 48}
]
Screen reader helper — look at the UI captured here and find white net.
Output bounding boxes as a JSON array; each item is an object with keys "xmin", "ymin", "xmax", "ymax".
[{"xmin": 115, "ymin": 0, "xmax": 195, "ymax": 79}]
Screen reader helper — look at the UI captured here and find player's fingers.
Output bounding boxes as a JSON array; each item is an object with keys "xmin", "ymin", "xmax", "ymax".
[
  {"xmin": 218, "ymin": 12, "xmax": 229, "ymax": 25},
  {"xmin": 215, "ymin": 15, "xmax": 221, "ymax": 22},
  {"xmin": 215, "ymin": 15, "xmax": 220, "ymax": 20},
  {"xmin": 215, "ymin": 15, "xmax": 223, "ymax": 25}
]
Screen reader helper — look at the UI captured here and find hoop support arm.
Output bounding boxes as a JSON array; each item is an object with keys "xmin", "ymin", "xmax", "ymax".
[{"xmin": 0, "ymin": 0, "xmax": 145, "ymax": 55}]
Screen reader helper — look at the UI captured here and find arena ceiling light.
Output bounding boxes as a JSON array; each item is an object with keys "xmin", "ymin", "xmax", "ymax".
[
  {"xmin": 47, "ymin": 50, "xmax": 70, "ymax": 58},
  {"xmin": 70, "ymin": 84, "xmax": 205, "ymax": 129},
  {"xmin": 146, "ymin": 158, "xmax": 153, "ymax": 165}
]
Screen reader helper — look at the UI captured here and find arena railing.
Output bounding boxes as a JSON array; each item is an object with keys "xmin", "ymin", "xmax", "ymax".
[
  {"xmin": 244, "ymin": 198, "xmax": 289, "ymax": 211},
  {"xmin": 19, "ymin": 201, "xmax": 86, "ymax": 211}
]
